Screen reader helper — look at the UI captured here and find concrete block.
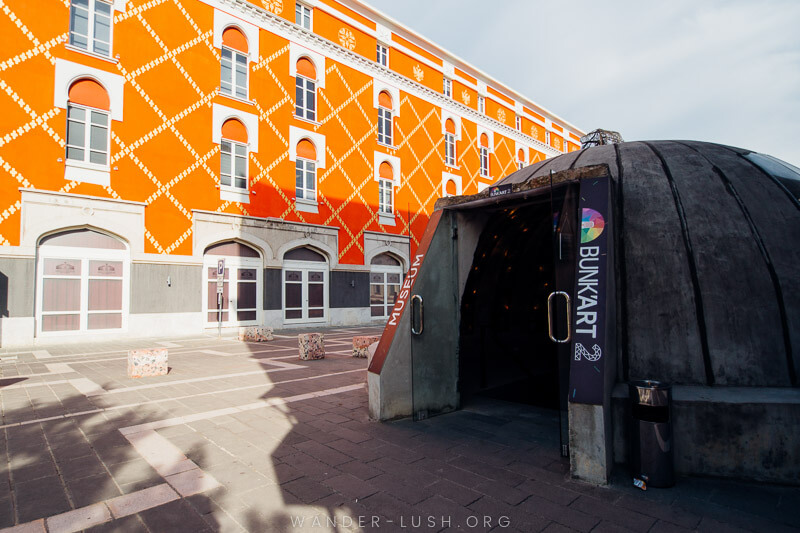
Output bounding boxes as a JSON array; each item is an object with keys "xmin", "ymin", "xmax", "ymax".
[
  {"xmin": 298, "ymin": 333, "xmax": 325, "ymax": 360},
  {"xmin": 127, "ymin": 348, "xmax": 168, "ymax": 378},
  {"xmin": 352, "ymin": 336, "xmax": 381, "ymax": 358},
  {"xmin": 238, "ymin": 326, "xmax": 274, "ymax": 342}
]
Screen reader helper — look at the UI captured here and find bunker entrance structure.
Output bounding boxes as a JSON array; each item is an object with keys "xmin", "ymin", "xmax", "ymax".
[{"xmin": 368, "ymin": 141, "xmax": 800, "ymax": 485}]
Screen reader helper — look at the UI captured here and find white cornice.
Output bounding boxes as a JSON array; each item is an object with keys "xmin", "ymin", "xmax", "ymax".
[{"xmin": 207, "ymin": 0, "xmax": 560, "ymax": 157}]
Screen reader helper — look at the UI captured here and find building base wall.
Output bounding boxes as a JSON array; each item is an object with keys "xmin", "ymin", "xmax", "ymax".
[{"xmin": 612, "ymin": 384, "xmax": 800, "ymax": 484}]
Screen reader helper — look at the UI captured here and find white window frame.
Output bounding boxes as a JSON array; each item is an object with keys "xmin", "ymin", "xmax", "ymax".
[
  {"xmin": 283, "ymin": 260, "xmax": 328, "ymax": 324},
  {"xmin": 377, "ymin": 105, "xmax": 393, "ymax": 146},
  {"xmin": 445, "ymin": 132, "xmax": 458, "ymax": 167},
  {"xmin": 477, "ymin": 95, "xmax": 485, "ymax": 114},
  {"xmin": 443, "ymin": 77, "xmax": 452, "ymax": 98},
  {"xmin": 546, "ymin": 131, "xmax": 551, "ymax": 145},
  {"xmin": 202, "ymin": 254, "xmax": 262, "ymax": 328},
  {"xmin": 295, "ymin": 156, "xmax": 316, "ymax": 203},
  {"xmin": 66, "ymin": 102, "xmax": 110, "ymax": 170},
  {"xmin": 69, "ymin": 0, "xmax": 113, "ymax": 58},
  {"xmin": 36, "ymin": 242, "xmax": 130, "ymax": 337},
  {"xmin": 378, "ymin": 178, "xmax": 393, "ymax": 215},
  {"xmin": 295, "ymin": 2, "xmax": 312, "ymax": 30},
  {"xmin": 220, "ymin": 46, "xmax": 248, "ymax": 100},
  {"xmin": 515, "ymin": 115, "xmax": 521, "ymax": 131},
  {"xmin": 295, "ymin": 74, "xmax": 316, "ymax": 121},
  {"xmin": 480, "ymin": 146, "xmax": 490, "ymax": 178},
  {"xmin": 376, "ymin": 43, "xmax": 388, "ymax": 67},
  {"xmin": 370, "ymin": 263, "xmax": 402, "ymax": 319},
  {"xmin": 220, "ymin": 138, "xmax": 248, "ymax": 192}
]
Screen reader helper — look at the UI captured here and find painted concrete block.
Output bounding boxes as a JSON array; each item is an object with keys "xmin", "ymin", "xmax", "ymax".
[
  {"xmin": 352, "ymin": 335, "xmax": 381, "ymax": 358},
  {"xmin": 298, "ymin": 333, "xmax": 325, "ymax": 360},
  {"xmin": 127, "ymin": 348, "xmax": 168, "ymax": 378},
  {"xmin": 238, "ymin": 326, "xmax": 274, "ymax": 342}
]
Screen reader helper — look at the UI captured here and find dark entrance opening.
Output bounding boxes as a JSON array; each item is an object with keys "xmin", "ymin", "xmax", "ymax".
[
  {"xmin": 458, "ymin": 199, "xmax": 560, "ymax": 409},
  {"xmin": 457, "ymin": 180, "xmax": 579, "ymax": 457}
]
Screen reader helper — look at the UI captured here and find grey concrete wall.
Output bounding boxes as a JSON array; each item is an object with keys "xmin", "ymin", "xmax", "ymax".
[
  {"xmin": 130, "ymin": 263, "xmax": 201, "ymax": 314},
  {"xmin": 410, "ymin": 211, "xmax": 460, "ymax": 417},
  {"xmin": 0, "ymin": 257, "xmax": 34, "ymax": 317},
  {"xmin": 330, "ymin": 271, "xmax": 369, "ymax": 308},
  {"xmin": 612, "ymin": 386, "xmax": 800, "ymax": 483},
  {"xmin": 264, "ymin": 268, "xmax": 281, "ymax": 310}
]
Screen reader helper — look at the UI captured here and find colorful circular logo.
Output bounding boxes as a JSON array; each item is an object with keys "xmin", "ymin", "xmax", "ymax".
[{"xmin": 581, "ymin": 208, "xmax": 605, "ymax": 243}]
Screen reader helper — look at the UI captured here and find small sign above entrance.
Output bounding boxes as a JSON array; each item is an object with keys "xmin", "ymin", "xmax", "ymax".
[{"xmin": 489, "ymin": 184, "xmax": 512, "ymax": 197}]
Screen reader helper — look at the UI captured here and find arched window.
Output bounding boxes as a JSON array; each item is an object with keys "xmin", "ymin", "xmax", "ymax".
[
  {"xmin": 444, "ymin": 119, "xmax": 456, "ymax": 167},
  {"xmin": 295, "ymin": 139, "xmax": 317, "ymax": 202},
  {"xmin": 445, "ymin": 179, "xmax": 458, "ymax": 197},
  {"xmin": 377, "ymin": 91, "xmax": 393, "ymax": 146},
  {"xmin": 283, "ymin": 246, "xmax": 328, "ymax": 322},
  {"xmin": 221, "ymin": 118, "xmax": 248, "ymax": 191},
  {"xmin": 517, "ymin": 148, "xmax": 525, "ymax": 170},
  {"xmin": 37, "ymin": 228, "xmax": 128, "ymax": 334},
  {"xmin": 378, "ymin": 162, "xmax": 393, "ymax": 215},
  {"xmin": 221, "ymin": 27, "xmax": 248, "ymax": 99},
  {"xmin": 479, "ymin": 133, "xmax": 490, "ymax": 178},
  {"xmin": 69, "ymin": 0, "xmax": 112, "ymax": 57},
  {"xmin": 296, "ymin": 58, "xmax": 316, "ymax": 121},
  {"xmin": 66, "ymin": 79, "xmax": 110, "ymax": 168},
  {"xmin": 370, "ymin": 253, "xmax": 402, "ymax": 319},
  {"xmin": 204, "ymin": 241, "xmax": 261, "ymax": 326}
]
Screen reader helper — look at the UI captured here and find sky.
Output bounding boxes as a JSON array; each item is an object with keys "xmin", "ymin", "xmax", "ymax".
[{"xmin": 365, "ymin": 0, "xmax": 800, "ymax": 166}]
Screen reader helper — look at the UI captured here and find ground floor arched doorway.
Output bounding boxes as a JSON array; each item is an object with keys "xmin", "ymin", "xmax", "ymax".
[
  {"xmin": 203, "ymin": 241, "xmax": 262, "ymax": 327},
  {"xmin": 36, "ymin": 228, "xmax": 129, "ymax": 336}
]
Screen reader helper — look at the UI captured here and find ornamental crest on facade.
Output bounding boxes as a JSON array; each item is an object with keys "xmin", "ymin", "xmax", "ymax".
[{"xmin": 338, "ymin": 28, "xmax": 356, "ymax": 50}]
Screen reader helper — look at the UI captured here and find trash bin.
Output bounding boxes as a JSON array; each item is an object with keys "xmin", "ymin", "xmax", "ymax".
[{"xmin": 629, "ymin": 380, "xmax": 674, "ymax": 488}]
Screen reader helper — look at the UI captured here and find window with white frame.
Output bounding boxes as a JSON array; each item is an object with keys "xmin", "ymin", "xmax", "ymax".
[
  {"xmin": 377, "ymin": 91, "xmax": 393, "ymax": 146},
  {"xmin": 515, "ymin": 115, "xmax": 521, "ymax": 131},
  {"xmin": 221, "ymin": 140, "xmax": 247, "ymax": 190},
  {"xmin": 295, "ymin": 158, "xmax": 315, "ymax": 201},
  {"xmin": 69, "ymin": 0, "xmax": 112, "ymax": 57},
  {"xmin": 479, "ymin": 133, "xmax": 490, "ymax": 178},
  {"xmin": 517, "ymin": 148, "xmax": 525, "ymax": 170},
  {"xmin": 295, "ymin": 2, "xmax": 312, "ymax": 30},
  {"xmin": 445, "ymin": 133, "xmax": 456, "ymax": 167},
  {"xmin": 378, "ymin": 178, "xmax": 393, "ymax": 215},
  {"xmin": 480, "ymin": 146, "xmax": 490, "ymax": 177},
  {"xmin": 376, "ymin": 43, "xmax": 388, "ymax": 67},
  {"xmin": 370, "ymin": 254, "xmax": 402, "ymax": 319},
  {"xmin": 378, "ymin": 107, "xmax": 392, "ymax": 146},
  {"xmin": 66, "ymin": 103, "xmax": 109, "ymax": 167},
  {"xmin": 546, "ymin": 131, "xmax": 551, "ymax": 145},
  {"xmin": 443, "ymin": 77, "xmax": 452, "ymax": 98},
  {"xmin": 295, "ymin": 58, "xmax": 316, "ymax": 121},
  {"xmin": 478, "ymin": 95, "xmax": 485, "ymax": 114},
  {"xmin": 219, "ymin": 27, "xmax": 249, "ymax": 100}
]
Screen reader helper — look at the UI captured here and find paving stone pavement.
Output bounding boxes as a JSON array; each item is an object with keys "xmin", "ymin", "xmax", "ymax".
[{"xmin": 0, "ymin": 327, "xmax": 797, "ymax": 532}]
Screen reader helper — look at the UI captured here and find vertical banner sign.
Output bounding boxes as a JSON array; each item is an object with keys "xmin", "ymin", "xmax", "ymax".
[{"xmin": 568, "ymin": 177, "xmax": 609, "ymax": 405}]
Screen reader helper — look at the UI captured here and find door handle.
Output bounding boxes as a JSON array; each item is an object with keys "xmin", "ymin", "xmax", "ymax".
[
  {"xmin": 410, "ymin": 294, "xmax": 424, "ymax": 335},
  {"xmin": 547, "ymin": 291, "xmax": 571, "ymax": 343}
]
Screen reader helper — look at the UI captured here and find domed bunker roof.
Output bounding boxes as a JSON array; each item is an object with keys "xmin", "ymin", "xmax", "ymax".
[{"xmin": 494, "ymin": 140, "xmax": 800, "ymax": 387}]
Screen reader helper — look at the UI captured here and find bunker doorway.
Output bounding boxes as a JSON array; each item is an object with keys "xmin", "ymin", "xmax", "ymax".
[{"xmin": 458, "ymin": 184, "xmax": 578, "ymax": 456}]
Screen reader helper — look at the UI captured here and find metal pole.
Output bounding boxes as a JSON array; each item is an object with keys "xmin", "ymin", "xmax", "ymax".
[{"xmin": 218, "ymin": 292, "xmax": 222, "ymax": 339}]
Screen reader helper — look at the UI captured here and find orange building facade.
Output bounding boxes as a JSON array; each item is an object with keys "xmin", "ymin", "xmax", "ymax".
[{"xmin": 0, "ymin": 0, "xmax": 583, "ymax": 346}]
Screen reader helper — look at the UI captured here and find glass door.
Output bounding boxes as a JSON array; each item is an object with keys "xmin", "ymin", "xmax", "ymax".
[
  {"xmin": 283, "ymin": 263, "xmax": 327, "ymax": 322},
  {"xmin": 549, "ymin": 182, "xmax": 580, "ymax": 457}
]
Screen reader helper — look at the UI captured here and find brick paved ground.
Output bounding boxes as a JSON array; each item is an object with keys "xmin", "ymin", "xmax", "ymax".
[{"xmin": 0, "ymin": 327, "xmax": 798, "ymax": 532}]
